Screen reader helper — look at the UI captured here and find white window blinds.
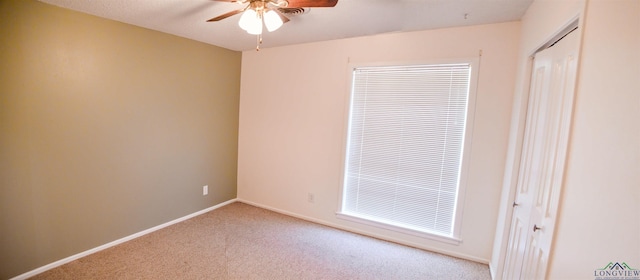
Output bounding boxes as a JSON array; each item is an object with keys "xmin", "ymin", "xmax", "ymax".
[{"xmin": 341, "ymin": 63, "xmax": 472, "ymax": 237}]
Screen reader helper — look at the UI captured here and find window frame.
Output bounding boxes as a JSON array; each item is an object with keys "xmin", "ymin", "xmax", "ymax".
[{"xmin": 336, "ymin": 58, "xmax": 480, "ymax": 245}]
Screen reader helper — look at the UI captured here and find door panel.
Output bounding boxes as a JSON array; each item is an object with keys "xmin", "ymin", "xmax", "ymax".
[
  {"xmin": 504, "ymin": 218, "xmax": 526, "ymax": 279},
  {"xmin": 503, "ymin": 29, "xmax": 579, "ymax": 279},
  {"xmin": 522, "ymin": 30, "xmax": 579, "ymax": 279},
  {"xmin": 502, "ymin": 45, "xmax": 552, "ymax": 280}
]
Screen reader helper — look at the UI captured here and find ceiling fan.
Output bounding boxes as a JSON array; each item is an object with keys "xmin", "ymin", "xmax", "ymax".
[{"xmin": 207, "ymin": 0, "xmax": 339, "ymax": 50}]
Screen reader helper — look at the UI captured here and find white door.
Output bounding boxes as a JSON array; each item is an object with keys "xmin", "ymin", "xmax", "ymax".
[{"xmin": 503, "ymin": 29, "xmax": 579, "ymax": 279}]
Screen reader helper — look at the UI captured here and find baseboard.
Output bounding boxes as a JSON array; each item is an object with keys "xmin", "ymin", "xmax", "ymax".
[
  {"xmin": 236, "ymin": 199, "xmax": 490, "ymax": 265},
  {"xmin": 10, "ymin": 199, "xmax": 238, "ymax": 280},
  {"xmin": 489, "ymin": 262, "xmax": 498, "ymax": 280}
]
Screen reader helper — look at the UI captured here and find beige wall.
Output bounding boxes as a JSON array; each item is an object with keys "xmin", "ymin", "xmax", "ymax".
[
  {"xmin": 491, "ymin": 0, "xmax": 640, "ymax": 278},
  {"xmin": 0, "ymin": 1, "xmax": 241, "ymax": 278},
  {"xmin": 238, "ymin": 22, "xmax": 520, "ymax": 262}
]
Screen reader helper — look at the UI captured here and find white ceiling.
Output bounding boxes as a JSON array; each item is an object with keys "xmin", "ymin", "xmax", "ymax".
[{"xmin": 38, "ymin": 0, "xmax": 533, "ymax": 52}]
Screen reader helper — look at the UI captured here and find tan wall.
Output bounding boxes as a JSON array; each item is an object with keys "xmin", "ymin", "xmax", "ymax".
[
  {"xmin": 0, "ymin": 1, "xmax": 241, "ymax": 278},
  {"xmin": 237, "ymin": 22, "xmax": 521, "ymax": 262}
]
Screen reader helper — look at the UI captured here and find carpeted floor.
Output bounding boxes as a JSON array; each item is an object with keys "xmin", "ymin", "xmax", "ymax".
[{"xmin": 30, "ymin": 202, "xmax": 491, "ymax": 279}]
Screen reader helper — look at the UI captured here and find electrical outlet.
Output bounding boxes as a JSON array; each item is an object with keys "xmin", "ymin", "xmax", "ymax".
[
  {"xmin": 307, "ymin": 192, "xmax": 315, "ymax": 203},
  {"xmin": 203, "ymin": 185, "xmax": 208, "ymax": 196}
]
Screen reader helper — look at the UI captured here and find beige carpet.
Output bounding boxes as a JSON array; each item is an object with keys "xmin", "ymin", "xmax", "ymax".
[{"xmin": 30, "ymin": 202, "xmax": 491, "ymax": 279}]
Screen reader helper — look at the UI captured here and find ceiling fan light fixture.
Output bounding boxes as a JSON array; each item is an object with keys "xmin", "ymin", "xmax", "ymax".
[
  {"xmin": 209, "ymin": 0, "xmax": 339, "ymax": 50},
  {"xmin": 246, "ymin": 23, "xmax": 263, "ymax": 35},
  {"xmin": 238, "ymin": 9, "xmax": 260, "ymax": 32},
  {"xmin": 264, "ymin": 10, "xmax": 283, "ymax": 32}
]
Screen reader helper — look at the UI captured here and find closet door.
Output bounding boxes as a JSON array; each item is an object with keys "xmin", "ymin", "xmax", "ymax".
[{"xmin": 503, "ymin": 29, "xmax": 579, "ymax": 279}]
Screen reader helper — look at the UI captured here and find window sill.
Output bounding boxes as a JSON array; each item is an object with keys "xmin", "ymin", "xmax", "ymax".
[{"xmin": 335, "ymin": 212, "xmax": 462, "ymax": 246}]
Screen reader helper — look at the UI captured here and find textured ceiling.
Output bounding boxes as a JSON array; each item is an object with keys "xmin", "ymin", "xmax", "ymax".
[{"xmin": 38, "ymin": 0, "xmax": 533, "ymax": 51}]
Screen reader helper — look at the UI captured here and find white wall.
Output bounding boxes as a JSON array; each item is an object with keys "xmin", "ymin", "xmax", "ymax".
[
  {"xmin": 491, "ymin": 0, "xmax": 640, "ymax": 278},
  {"xmin": 238, "ymin": 22, "xmax": 520, "ymax": 262}
]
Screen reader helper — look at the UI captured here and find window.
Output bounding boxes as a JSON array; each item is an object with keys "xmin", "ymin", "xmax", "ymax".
[{"xmin": 338, "ymin": 61, "xmax": 477, "ymax": 243}]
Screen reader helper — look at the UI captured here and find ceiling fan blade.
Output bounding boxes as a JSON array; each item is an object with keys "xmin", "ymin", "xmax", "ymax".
[
  {"xmin": 206, "ymin": 9, "xmax": 244, "ymax": 22},
  {"xmin": 285, "ymin": 0, "xmax": 338, "ymax": 8},
  {"xmin": 275, "ymin": 10, "xmax": 290, "ymax": 23}
]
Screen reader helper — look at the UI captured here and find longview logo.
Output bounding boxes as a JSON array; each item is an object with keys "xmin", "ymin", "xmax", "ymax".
[{"xmin": 594, "ymin": 262, "xmax": 640, "ymax": 280}]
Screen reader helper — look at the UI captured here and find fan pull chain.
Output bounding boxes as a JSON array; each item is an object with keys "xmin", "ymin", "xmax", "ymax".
[{"xmin": 256, "ymin": 34, "xmax": 263, "ymax": 51}]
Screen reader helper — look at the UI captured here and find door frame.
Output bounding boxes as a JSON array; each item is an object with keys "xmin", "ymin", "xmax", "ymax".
[{"xmin": 491, "ymin": 16, "xmax": 584, "ymax": 279}]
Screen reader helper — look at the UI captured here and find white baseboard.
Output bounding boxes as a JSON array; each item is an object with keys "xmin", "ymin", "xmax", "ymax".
[
  {"xmin": 10, "ymin": 199, "xmax": 237, "ymax": 280},
  {"xmin": 489, "ymin": 262, "xmax": 498, "ymax": 280},
  {"xmin": 14, "ymin": 198, "xmax": 489, "ymax": 279},
  {"xmin": 236, "ymin": 199, "xmax": 490, "ymax": 265}
]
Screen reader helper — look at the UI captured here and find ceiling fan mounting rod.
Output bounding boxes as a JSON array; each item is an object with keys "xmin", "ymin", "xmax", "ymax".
[
  {"xmin": 244, "ymin": 0, "xmax": 288, "ymax": 9},
  {"xmin": 248, "ymin": 0, "xmax": 265, "ymax": 12}
]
